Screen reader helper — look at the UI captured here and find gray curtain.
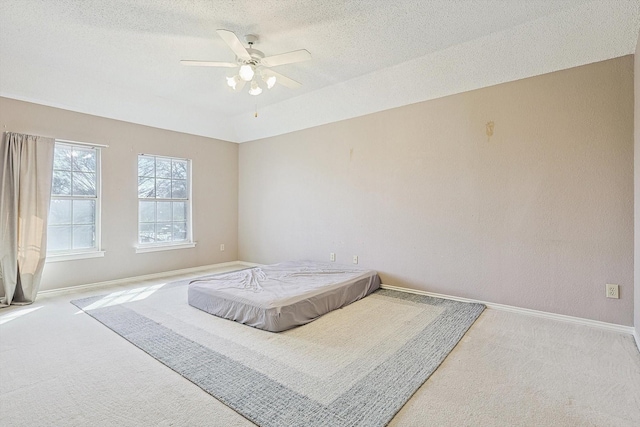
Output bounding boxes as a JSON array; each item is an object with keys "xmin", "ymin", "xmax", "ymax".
[{"xmin": 0, "ymin": 132, "xmax": 54, "ymax": 307}]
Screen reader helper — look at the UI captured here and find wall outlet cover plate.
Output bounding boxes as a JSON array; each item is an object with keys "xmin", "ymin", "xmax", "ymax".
[{"xmin": 605, "ymin": 283, "xmax": 619, "ymax": 299}]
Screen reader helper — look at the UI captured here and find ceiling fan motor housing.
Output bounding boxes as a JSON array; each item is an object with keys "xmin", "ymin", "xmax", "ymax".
[
  {"xmin": 247, "ymin": 47, "xmax": 264, "ymax": 63},
  {"xmin": 242, "ymin": 35, "xmax": 263, "ymax": 66}
]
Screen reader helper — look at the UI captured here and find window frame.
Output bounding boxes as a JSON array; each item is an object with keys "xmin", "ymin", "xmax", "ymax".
[
  {"xmin": 135, "ymin": 153, "xmax": 194, "ymax": 252},
  {"xmin": 46, "ymin": 141, "xmax": 104, "ymax": 262}
]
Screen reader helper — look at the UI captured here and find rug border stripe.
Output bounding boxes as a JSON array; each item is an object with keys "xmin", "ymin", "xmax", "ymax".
[{"xmin": 72, "ymin": 288, "xmax": 484, "ymax": 427}]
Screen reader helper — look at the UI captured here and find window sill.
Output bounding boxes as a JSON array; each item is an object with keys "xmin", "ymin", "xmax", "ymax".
[
  {"xmin": 46, "ymin": 251, "xmax": 106, "ymax": 263},
  {"xmin": 135, "ymin": 242, "xmax": 196, "ymax": 254}
]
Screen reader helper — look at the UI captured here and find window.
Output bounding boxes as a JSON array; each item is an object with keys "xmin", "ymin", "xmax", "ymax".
[
  {"xmin": 47, "ymin": 142, "xmax": 102, "ymax": 258},
  {"xmin": 137, "ymin": 154, "xmax": 192, "ymax": 249}
]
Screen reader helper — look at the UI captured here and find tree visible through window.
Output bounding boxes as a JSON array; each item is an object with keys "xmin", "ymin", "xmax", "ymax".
[
  {"xmin": 48, "ymin": 143, "xmax": 100, "ymax": 253},
  {"xmin": 137, "ymin": 154, "xmax": 191, "ymax": 245}
]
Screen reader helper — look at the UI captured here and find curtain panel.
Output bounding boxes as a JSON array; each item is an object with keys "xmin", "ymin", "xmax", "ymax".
[{"xmin": 0, "ymin": 132, "xmax": 54, "ymax": 307}]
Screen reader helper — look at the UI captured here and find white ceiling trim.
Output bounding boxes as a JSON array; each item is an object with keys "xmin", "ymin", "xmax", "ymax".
[{"xmin": 231, "ymin": 0, "xmax": 640, "ymax": 143}]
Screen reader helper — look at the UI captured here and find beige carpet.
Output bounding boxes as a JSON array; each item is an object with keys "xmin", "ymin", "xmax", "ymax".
[
  {"xmin": 1, "ymin": 265, "xmax": 639, "ymax": 426},
  {"xmin": 71, "ymin": 283, "xmax": 483, "ymax": 426}
]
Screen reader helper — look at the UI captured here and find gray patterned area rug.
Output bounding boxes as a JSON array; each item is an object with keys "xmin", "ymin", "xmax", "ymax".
[{"xmin": 72, "ymin": 281, "xmax": 484, "ymax": 427}]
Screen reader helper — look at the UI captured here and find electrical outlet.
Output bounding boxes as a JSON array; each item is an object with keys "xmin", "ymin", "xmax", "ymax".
[
  {"xmin": 352, "ymin": 255, "xmax": 358, "ymax": 264},
  {"xmin": 220, "ymin": 244, "xmax": 225, "ymax": 252},
  {"xmin": 330, "ymin": 252, "xmax": 336, "ymax": 262},
  {"xmin": 606, "ymin": 284, "xmax": 619, "ymax": 299}
]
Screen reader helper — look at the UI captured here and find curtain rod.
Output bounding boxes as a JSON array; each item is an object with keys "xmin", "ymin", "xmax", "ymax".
[
  {"xmin": 2, "ymin": 131, "xmax": 109, "ymax": 148},
  {"xmin": 56, "ymin": 138, "xmax": 109, "ymax": 148}
]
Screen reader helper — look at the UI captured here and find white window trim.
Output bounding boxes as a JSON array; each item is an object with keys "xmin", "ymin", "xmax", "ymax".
[
  {"xmin": 46, "ymin": 251, "xmax": 106, "ymax": 263},
  {"xmin": 136, "ymin": 154, "xmax": 193, "ymax": 250},
  {"xmin": 47, "ymin": 141, "xmax": 103, "ymax": 258},
  {"xmin": 134, "ymin": 242, "xmax": 197, "ymax": 254}
]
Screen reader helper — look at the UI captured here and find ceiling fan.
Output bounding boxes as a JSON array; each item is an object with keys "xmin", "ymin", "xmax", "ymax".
[{"xmin": 181, "ymin": 29, "xmax": 311, "ymax": 96}]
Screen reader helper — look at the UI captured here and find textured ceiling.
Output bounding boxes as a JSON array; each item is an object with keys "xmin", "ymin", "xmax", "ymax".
[{"xmin": 1, "ymin": 0, "xmax": 638, "ymax": 143}]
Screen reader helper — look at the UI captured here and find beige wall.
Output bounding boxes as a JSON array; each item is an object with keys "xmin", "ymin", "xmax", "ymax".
[
  {"xmin": 635, "ymin": 35, "xmax": 640, "ymax": 337},
  {"xmin": 239, "ymin": 56, "xmax": 634, "ymax": 326},
  {"xmin": 0, "ymin": 97, "xmax": 239, "ymax": 291}
]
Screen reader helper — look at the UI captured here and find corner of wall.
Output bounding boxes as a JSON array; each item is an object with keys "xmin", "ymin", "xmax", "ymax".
[{"xmin": 634, "ymin": 30, "xmax": 640, "ymax": 350}]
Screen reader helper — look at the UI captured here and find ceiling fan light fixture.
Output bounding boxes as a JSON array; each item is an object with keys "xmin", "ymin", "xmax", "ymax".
[
  {"xmin": 181, "ymin": 29, "xmax": 310, "ymax": 97},
  {"xmin": 239, "ymin": 64, "xmax": 255, "ymax": 81},
  {"xmin": 248, "ymin": 80, "xmax": 262, "ymax": 96},
  {"xmin": 264, "ymin": 74, "xmax": 277, "ymax": 89},
  {"xmin": 226, "ymin": 75, "xmax": 238, "ymax": 90}
]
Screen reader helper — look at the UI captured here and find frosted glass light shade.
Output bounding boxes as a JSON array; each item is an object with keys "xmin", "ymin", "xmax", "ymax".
[
  {"xmin": 226, "ymin": 76, "xmax": 238, "ymax": 89},
  {"xmin": 265, "ymin": 75, "xmax": 276, "ymax": 89},
  {"xmin": 248, "ymin": 80, "xmax": 262, "ymax": 96},
  {"xmin": 239, "ymin": 64, "xmax": 254, "ymax": 81}
]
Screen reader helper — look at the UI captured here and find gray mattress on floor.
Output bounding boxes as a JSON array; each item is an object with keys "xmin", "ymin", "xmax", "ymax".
[{"xmin": 187, "ymin": 260, "xmax": 381, "ymax": 332}]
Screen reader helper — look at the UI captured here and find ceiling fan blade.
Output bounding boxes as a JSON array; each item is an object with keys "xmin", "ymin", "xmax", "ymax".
[
  {"xmin": 180, "ymin": 60, "xmax": 237, "ymax": 67},
  {"xmin": 216, "ymin": 29, "xmax": 251, "ymax": 61},
  {"xmin": 267, "ymin": 70, "xmax": 302, "ymax": 89},
  {"xmin": 261, "ymin": 49, "xmax": 311, "ymax": 67}
]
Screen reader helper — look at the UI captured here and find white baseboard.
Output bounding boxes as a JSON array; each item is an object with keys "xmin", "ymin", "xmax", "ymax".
[
  {"xmin": 39, "ymin": 261, "xmax": 252, "ymax": 296},
  {"xmin": 238, "ymin": 261, "xmax": 262, "ymax": 267},
  {"xmin": 37, "ymin": 264, "xmax": 638, "ymax": 345},
  {"xmin": 380, "ymin": 284, "xmax": 635, "ymax": 336}
]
